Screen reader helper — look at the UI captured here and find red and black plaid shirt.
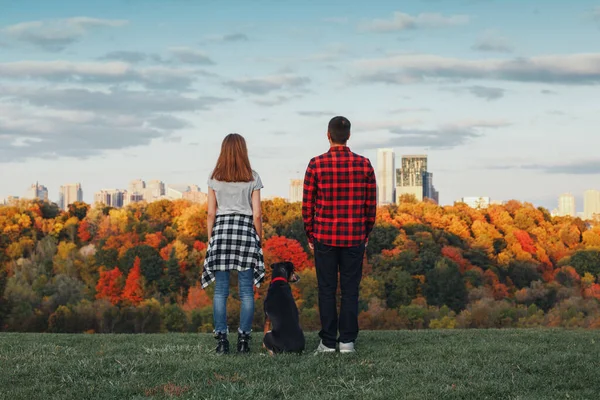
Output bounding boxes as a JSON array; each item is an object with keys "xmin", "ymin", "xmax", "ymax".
[{"xmin": 302, "ymin": 146, "xmax": 377, "ymax": 247}]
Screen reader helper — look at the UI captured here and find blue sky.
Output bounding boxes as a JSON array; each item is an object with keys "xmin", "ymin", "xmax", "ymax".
[{"xmin": 1, "ymin": 0, "xmax": 600, "ymax": 210}]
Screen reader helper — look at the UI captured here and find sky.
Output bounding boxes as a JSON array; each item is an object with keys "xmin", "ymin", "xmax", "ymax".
[{"xmin": 1, "ymin": 0, "xmax": 600, "ymax": 210}]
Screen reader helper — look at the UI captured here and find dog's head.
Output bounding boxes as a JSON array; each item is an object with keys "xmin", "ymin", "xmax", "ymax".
[{"xmin": 270, "ymin": 261, "xmax": 300, "ymax": 283}]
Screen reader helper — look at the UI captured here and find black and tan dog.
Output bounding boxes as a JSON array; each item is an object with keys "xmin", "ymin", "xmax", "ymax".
[{"xmin": 262, "ymin": 262, "xmax": 305, "ymax": 354}]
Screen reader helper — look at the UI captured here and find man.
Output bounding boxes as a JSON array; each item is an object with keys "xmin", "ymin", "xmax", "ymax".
[{"xmin": 302, "ymin": 116, "xmax": 377, "ymax": 354}]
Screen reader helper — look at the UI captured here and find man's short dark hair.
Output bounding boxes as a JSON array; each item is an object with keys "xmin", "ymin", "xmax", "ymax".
[{"xmin": 328, "ymin": 116, "xmax": 351, "ymax": 144}]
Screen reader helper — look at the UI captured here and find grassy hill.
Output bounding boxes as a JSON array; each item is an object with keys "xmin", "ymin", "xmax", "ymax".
[{"xmin": 1, "ymin": 330, "xmax": 598, "ymax": 400}]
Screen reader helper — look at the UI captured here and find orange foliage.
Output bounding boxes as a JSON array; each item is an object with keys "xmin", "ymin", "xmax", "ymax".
[
  {"xmin": 583, "ymin": 284, "xmax": 600, "ymax": 300},
  {"xmin": 193, "ymin": 240, "xmax": 207, "ymax": 252},
  {"xmin": 183, "ymin": 284, "xmax": 212, "ymax": 311},
  {"xmin": 104, "ymin": 232, "xmax": 141, "ymax": 258},
  {"xmin": 381, "ymin": 248, "xmax": 401, "ymax": 258},
  {"xmin": 160, "ymin": 243, "xmax": 173, "ymax": 261},
  {"xmin": 145, "ymin": 232, "xmax": 165, "ymax": 249},
  {"xmin": 263, "ymin": 236, "xmax": 311, "ymax": 271},
  {"xmin": 122, "ymin": 257, "xmax": 144, "ymax": 305},
  {"xmin": 441, "ymin": 246, "xmax": 469, "ymax": 273},
  {"xmin": 95, "ymin": 267, "xmax": 123, "ymax": 305},
  {"xmin": 77, "ymin": 220, "xmax": 92, "ymax": 243},
  {"xmin": 514, "ymin": 230, "xmax": 536, "ymax": 254}
]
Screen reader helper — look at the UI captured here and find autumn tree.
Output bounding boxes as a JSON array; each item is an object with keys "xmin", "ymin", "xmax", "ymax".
[
  {"xmin": 183, "ymin": 284, "xmax": 212, "ymax": 311},
  {"xmin": 68, "ymin": 202, "xmax": 90, "ymax": 221},
  {"xmin": 95, "ymin": 267, "xmax": 123, "ymax": 305},
  {"xmin": 263, "ymin": 236, "xmax": 311, "ymax": 271},
  {"xmin": 119, "ymin": 245, "xmax": 164, "ymax": 283},
  {"xmin": 122, "ymin": 257, "xmax": 144, "ymax": 305},
  {"xmin": 77, "ymin": 220, "xmax": 92, "ymax": 243}
]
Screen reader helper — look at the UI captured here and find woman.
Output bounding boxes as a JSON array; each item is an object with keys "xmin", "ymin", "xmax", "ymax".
[{"xmin": 201, "ymin": 133, "xmax": 264, "ymax": 355}]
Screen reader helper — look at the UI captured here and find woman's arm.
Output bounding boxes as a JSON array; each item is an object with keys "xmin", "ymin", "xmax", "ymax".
[
  {"xmin": 207, "ymin": 188, "xmax": 217, "ymax": 242},
  {"xmin": 252, "ymin": 189, "xmax": 263, "ymax": 241}
]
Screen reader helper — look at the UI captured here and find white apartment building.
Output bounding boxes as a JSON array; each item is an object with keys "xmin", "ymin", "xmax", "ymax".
[
  {"xmin": 558, "ymin": 193, "xmax": 576, "ymax": 217},
  {"xmin": 377, "ymin": 148, "xmax": 396, "ymax": 205}
]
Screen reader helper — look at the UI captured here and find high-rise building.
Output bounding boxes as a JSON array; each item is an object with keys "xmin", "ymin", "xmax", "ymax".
[
  {"xmin": 124, "ymin": 191, "xmax": 144, "ymax": 206},
  {"xmin": 377, "ymin": 148, "xmax": 396, "ymax": 205},
  {"xmin": 24, "ymin": 182, "xmax": 49, "ymax": 201},
  {"xmin": 396, "ymin": 155, "xmax": 428, "ymax": 203},
  {"xmin": 289, "ymin": 179, "xmax": 303, "ymax": 203},
  {"xmin": 94, "ymin": 189, "xmax": 125, "ymax": 208},
  {"xmin": 145, "ymin": 180, "xmax": 165, "ymax": 202},
  {"xmin": 1, "ymin": 196, "xmax": 19, "ymax": 205},
  {"xmin": 128, "ymin": 179, "xmax": 146, "ymax": 195},
  {"xmin": 584, "ymin": 190, "xmax": 600, "ymax": 220},
  {"xmin": 460, "ymin": 197, "xmax": 491, "ymax": 209},
  {"xmin": 166, "ymin": 184, "xmax": 188, "ymax": 200},
  {"xmin": 183, "ymin": 186, "xmax": 208, "ymax": 204},
  {"xmin": 59, "ymin": 183, "xmax": 83, "ymax": 210},
  {"xmin": 422, "ymin": 172, "xmax": 439, "ymax": 204},
  {"xmin": 558, "ymin": 193, "xmax": 576, "ymax": 217}
]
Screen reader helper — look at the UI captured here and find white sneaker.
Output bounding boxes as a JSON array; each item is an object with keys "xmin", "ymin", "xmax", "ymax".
[
  {"xmin": 339, "ymin": 342, "xmax": 355, "ymax": 354},
  {"xmin": 314, "ymin": 341, "xmax": 336, "ymax": 354}
]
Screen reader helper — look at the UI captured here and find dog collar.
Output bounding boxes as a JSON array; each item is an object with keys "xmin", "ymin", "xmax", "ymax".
[{"xmin": 271, "ymin": 277, "xmax": 288, "ymax": 285}]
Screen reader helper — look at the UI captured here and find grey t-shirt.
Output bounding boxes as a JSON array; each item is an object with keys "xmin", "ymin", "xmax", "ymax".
[{"xmin": 207, "ymin": 170, "xmax": 263, "ymax": 216}]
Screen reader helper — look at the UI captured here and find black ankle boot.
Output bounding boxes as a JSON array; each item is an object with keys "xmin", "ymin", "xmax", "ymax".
[
  {"xmin": 237, "ymin": 332, "xmax": 251, "ymax": 354},
  {"xmin": 215, "ymin": 333, "xmax": 229, "ymax": 355}
]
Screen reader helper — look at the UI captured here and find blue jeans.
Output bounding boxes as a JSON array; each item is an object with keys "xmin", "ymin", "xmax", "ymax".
[{"xmin": 213, "ymin": 269, "xmax": 254, "ymax": 334}]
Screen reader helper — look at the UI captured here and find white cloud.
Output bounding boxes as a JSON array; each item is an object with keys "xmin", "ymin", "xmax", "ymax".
[
  {"xmin": 0, "ymin": 60, "xmax": 207, "ymax": 90},
  {"xmin": 355, "ymin": 53, "xmax": 600, "ymax": 85},
  {"xmin": 168, "ymin": 47, "xmax": 215, "ymax": 65},
  {"xmin": 202, "ymin": 33, "xmax": 249, "ymax": 43},
  {"xmin": 472, "ymin": 31, "xmax": 514, "ymax": 53},
  {"xmin": 361, "ymin": 12, "xmax": 469, "ymax": 32},
  {"xmin": 0, "ymin": 86, "xmax": 229, "ymax": 162},
  {"xmin": 354, "ymin": 119, "xmax": 423, "ymax": 131},
  {"xmin": 297, "ymin": 111, "xmax": 336, "ymax": 117},
  {"xmin": 355, "ymin": 119, "xmax": 509, "ymax": 149},
  {"xmin": 444, "ymin": 85, "xmax": 506, "ymax": 101},
  {"xmin": 225, "ymin": 74, "xmax": 310, "ymax": 94},
  {"xmin": 2, "ymin": 17, "xmax": 128, "ymax": 51}
]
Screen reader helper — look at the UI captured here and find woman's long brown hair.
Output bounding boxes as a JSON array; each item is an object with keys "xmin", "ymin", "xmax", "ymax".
[{"xmin": 211, "ymin": 133, "xmax": 253, "ymax": 182}]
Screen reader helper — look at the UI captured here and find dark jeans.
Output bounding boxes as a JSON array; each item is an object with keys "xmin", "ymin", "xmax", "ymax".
[{"xmin": 314, "ymin": 240, "xmax": 366, "ymax": 348}]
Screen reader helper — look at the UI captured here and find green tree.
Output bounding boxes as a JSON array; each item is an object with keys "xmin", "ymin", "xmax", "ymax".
[
  {"xmin": 425, "ymin": 258, "xmax": 467, "ymax": 312},
  {"xmin": 119, "ymin": 245, "xmax": 164, "ymax": 283},
  {"xmin": 367, "ymin": 224, "xmax": 400, "ymax": 258},
  {"xmin": 383, "ymin": 269, "xmax": 415, "ymax": 308},
  {"xmin": 278, "ymin": 217, "xmax": 310, "ymax": 253},
  {"xmin": 508, "ymin": 261, "xmax": 542, "ymax": 289},
  {"xmin": 562, "ymin": 249, "xmax": 600, "ymax": 278},
  {"xmin": 95, "ymin": 245, "xmax": 119, "ymax": 269},
  {"xmin": 164, "ymin": 249, "xmax": 183, "ymax": 301},
  {"xmin": 161, "ymin": 304, "xmax": 188, "ymax": 332},
  {"xmin": 67, "ymin": 202, "xmax": 90, "ymax": 221}
]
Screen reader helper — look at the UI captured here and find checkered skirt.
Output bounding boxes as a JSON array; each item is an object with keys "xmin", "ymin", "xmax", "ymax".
[{"xmin": 201, "ymin": 214, "xmax": 265, "ymax": 288}]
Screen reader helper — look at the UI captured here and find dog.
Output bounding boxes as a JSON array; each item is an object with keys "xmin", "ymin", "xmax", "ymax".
[{"xmin": 262, "ymin": 261, "xmax": 305, "ymax": 354}]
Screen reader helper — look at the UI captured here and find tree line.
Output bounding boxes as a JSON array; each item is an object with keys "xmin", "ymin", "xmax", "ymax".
[{"xmin": 0, "ymin": 197, "xmax": 599, "ymax": 333}]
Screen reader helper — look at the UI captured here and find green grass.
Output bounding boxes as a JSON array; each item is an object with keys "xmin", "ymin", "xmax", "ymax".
[{"xmin": 1, "ymin": 330, "xmax": 599, "ymax": 400}]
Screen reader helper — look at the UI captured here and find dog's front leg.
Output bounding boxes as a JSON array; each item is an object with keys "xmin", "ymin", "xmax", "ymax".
[{"xmin": 263, "ymin": 315, "xmax": 271, "ymax": 337}]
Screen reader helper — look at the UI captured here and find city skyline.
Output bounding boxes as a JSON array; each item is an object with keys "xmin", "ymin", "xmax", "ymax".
[
  {"xmin": 6, "ymin": 175, "xmax": 600, "ymax": 215},
  {"xmin": 2, "ymin": 1, "xmax": 600, "ymax": 208}
]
